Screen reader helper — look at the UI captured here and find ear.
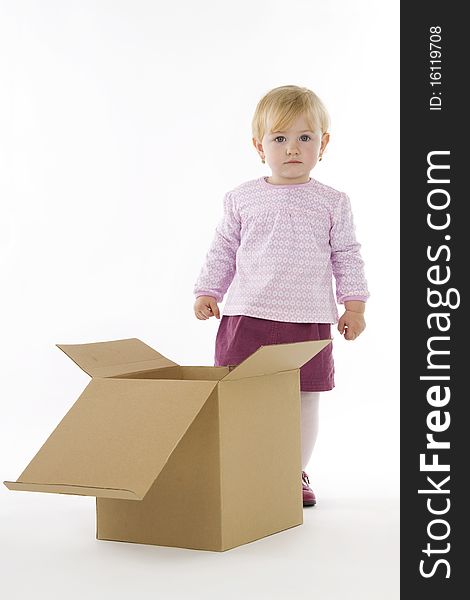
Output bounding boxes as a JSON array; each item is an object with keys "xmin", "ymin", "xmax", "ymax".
[
  {"xmin": 321, "ymin": 132, "xmax": 330, "ymax": 152},
  {"xmin": 252, "ymin": 137, "xmax": 264, "ymax": 158}
]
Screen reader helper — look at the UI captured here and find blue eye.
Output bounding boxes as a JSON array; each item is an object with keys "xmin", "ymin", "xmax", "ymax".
[{"xmin": 273, "ymin": 134, "xmax": 311, "ymax": 142}]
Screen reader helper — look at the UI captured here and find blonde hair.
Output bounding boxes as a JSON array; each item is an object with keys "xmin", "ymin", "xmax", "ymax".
[{"xmin": 251, "ymin": 85, "xmax": 330, "ymax": 142}]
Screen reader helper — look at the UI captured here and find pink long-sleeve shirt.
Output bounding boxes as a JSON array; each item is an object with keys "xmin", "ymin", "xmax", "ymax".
[{"xmin": 193, "ymin": 176, "xmax": 370, "ymax": 323}]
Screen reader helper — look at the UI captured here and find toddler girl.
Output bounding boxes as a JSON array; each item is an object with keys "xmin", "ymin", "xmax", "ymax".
[{"xmin": 193, "ymin": 85, "xmax": 369, "ymax": 507}]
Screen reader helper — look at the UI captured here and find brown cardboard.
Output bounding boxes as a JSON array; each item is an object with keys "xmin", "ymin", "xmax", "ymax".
[{"xmin": 4, "ymin": 337, "xmax": 332, "ymax": 552}]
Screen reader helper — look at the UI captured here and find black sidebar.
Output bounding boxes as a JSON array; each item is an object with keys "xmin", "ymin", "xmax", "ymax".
[{"xmin": 401, "ymin": 4, "xmax": 466, "ymax": 598}]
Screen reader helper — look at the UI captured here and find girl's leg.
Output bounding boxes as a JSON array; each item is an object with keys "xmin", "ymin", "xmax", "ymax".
[{"xmin": 300, "ymin": 391, "xmax": 320, "ymax": 471}]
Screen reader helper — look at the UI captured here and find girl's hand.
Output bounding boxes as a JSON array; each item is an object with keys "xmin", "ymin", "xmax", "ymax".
[
  {"xmin": 194, "ymin": 295, "xmax": 220, "ymax": 320},
  {"xmin": 337, "ymin": 310, "xmax": 366, "ymax": 340}
]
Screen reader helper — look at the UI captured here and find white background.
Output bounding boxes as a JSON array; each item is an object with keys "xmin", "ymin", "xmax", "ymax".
[{"xmin": 0, "ymin": 1, "xmax": 399, "ymax": 598}]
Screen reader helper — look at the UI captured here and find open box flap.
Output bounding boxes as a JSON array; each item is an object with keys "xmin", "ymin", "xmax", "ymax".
[
  {"xmin": 221, "ymin": 339, "xmax": 332, "ymax": 381},
  {"xmin": 56, "ymin": 338, "xmax": 178, "ymax": 378},
  {"xmin": 3, "ymin": 481, "xmax": 140, "ymax": 500},
  {"xmin": 3, "ymin": 377, "xmax": 217, "ymax": 500}
]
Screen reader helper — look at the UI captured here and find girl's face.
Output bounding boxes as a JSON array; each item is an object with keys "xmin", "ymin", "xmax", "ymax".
[{"xmin": 254, "ymin": 114, "xmax": 329, "ymax": 184}]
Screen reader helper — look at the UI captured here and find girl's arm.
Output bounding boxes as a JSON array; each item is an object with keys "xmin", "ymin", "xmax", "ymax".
[
  {"xmin": 344, "ymin": 299, "xmax": 366, "ymax": 313},
  {"xmin": 193, "ymin": 191, "xmax": 241, "ymax": 303},
  {"xmin": 330, "ymin": 193, "xmax": 369, "ymax": 340},
  {"xmin": 330, "ymin": 192, "xmax": 370, "ymax": 305}
]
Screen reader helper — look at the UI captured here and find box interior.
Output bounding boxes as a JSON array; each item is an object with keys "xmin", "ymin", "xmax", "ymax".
[{"xmin": 110, "ymin": 365, "xmax": 236, "ymax": 381}]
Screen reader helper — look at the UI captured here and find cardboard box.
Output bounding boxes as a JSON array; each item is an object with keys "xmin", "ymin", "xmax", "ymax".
[{"xmin": 4, "ymin": 337, "xmax": 331, "ymax": 552}]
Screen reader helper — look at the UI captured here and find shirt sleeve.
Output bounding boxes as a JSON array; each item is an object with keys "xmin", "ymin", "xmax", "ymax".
[
  {"xmin": 193, "ymin": 191, "xmax": 241, "ymax": 303},
  {"xmin": 330, "ymin": 192, "xmax": 370, "ymax": 304}
]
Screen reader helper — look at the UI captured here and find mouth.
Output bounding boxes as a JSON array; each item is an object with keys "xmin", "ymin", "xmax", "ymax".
[{"xmin": 285, "ymin": 161, "xmax": 302, "ymax": 164}]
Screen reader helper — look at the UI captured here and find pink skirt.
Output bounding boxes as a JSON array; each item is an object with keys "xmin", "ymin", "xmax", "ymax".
[{"xmin": 214, "ymin": 315, "xmax": 334, "ymax": 392}]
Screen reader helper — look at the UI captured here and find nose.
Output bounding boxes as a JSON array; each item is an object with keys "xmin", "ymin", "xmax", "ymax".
[{"xmin": 286, "ymin": 143, "xmax": 300, "ymax": 156}]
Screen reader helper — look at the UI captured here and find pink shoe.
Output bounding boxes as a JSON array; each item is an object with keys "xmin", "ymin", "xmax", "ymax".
[{"xmin": 302, "ymin": 471, "xmax": 316, "ymax": 507}]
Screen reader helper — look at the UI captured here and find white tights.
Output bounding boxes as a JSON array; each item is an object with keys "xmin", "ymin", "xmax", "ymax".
[{"xmin": 300, "ymin": 391, "xmax": 320, "ymax": 471}]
